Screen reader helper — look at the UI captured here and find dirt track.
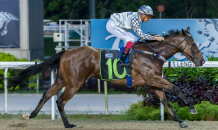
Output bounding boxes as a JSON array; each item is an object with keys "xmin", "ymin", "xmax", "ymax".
[{"xmin": 0, "ymin": 119, "xmax": 218, "ymax": 130}]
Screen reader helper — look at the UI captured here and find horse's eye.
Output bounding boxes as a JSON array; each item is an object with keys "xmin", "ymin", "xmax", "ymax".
[{"xmin": 192, "ymin": 43, "xmax": 196, "ymax": 46}]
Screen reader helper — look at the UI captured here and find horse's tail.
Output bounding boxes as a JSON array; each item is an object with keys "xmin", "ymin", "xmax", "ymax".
[{"xmin": 7, "ymin": 50, "xmax": 66, "ymax": 88}]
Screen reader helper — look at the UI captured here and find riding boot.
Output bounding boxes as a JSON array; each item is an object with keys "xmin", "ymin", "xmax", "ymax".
[{"xmin": 118, "ymin": 47, "xmax": 131, "ymax": 68}]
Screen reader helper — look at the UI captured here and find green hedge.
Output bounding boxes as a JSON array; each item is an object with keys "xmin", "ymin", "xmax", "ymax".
[
  {"xmin": 163, "ymin": 67, "xmax": 218, "ymax": 85},
  {"xmin": 163, "ymin": 55, "xmax": 218, "ymax": 85},
  {"xmin": 126, "ymin": 101, "xmax": 218, "ymax": 121},
  {"xmin": 0, "ymin": 52, "xmax": 40, "ymax": 90}
]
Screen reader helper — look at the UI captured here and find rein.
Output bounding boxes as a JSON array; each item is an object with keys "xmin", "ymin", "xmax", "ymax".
[
  {"xmin": 134, "ymin": 34, "xmax": 201, "ymax": 63},
  {"xmin": 134, "ymin": 32, "xmax": 166, "ymax": 62},
  {"xmin": 164, "ymin": 35, "xmax": 201, "ymax": 62}
]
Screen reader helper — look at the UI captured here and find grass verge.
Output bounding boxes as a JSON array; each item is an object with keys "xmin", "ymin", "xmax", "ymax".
[{"xmin": 0, "ymin": 113, "xmax": 135, "ymax": 121}]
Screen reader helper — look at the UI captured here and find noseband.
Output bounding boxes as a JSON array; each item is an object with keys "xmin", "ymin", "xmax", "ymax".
[
  {"xmin": 182, "ymin": 35, "xmax": 201, "ymax": 62},
  {"xmin": 165, "ymin": 33, "xmax": 201, "ymax": 63}
]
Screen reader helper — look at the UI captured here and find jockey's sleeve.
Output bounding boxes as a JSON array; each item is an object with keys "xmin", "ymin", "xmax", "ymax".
[{"xmin": 131, "ymin": 18, "xmax": 153, "ymax": 40}]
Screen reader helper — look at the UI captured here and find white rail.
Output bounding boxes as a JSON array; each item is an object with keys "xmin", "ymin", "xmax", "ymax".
[{"xmin": 1, "ymin": 62, "xmax": 39, "ymax": 114}]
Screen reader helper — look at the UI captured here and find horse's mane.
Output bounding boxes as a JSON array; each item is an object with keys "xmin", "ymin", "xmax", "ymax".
[
  {"xmin": 163, "ymin": 29, "xmax": 181, "ymax": 39},
  {"xmin": 145, "ymin": 29, "xmax": 181, "ymax": 43}
]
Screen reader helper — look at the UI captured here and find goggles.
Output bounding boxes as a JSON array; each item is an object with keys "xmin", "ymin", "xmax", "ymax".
[{"xmin": 147, "ymin": 15, "xmax": 151, "ymax": 19}]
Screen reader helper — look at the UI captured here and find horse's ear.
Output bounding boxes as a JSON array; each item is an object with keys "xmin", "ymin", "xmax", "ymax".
[
  {"xmin": 187, "ymin": 27, "xmax": 190, "ymax": 32},
  {"xmin": 182, "ymin": 29, "xmax": 186, "ymax": 36}
]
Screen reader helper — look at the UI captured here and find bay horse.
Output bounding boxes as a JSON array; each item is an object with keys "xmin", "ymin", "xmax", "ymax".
[{"xmin": 7, "ymin": 27, "xmax": 205, "ymax": 128}]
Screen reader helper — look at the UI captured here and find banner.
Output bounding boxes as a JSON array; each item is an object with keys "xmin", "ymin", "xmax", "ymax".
[
  {"xmin": 91, "ymin": 19, "xmax": 218, "ymax": 61},
  {"xmin": 0, "ymin": 0, "xmax": 20, "ymax": 48}
]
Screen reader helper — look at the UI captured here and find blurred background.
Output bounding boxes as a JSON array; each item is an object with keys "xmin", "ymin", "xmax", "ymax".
[
  {"xmin": 0, "ymin": 0, "xmax": 218, "ymax": 117},
  {"xmin": 0, "ymin": 0, "xmax": 217, "ymax": 92}
]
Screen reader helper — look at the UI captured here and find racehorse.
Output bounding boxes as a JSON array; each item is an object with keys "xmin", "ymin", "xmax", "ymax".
[{"xmin": 7, "ymin": 27, "xmax": 205, "ymax": 128}]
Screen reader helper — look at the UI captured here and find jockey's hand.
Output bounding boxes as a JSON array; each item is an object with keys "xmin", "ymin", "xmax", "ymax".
[
  {"xmin": 153, "ymin": 36, "xmax": 165, "ymax": 41},
  {"xmin": 155, "ymin": 35, "xmax": 160, "ymax": 37}
]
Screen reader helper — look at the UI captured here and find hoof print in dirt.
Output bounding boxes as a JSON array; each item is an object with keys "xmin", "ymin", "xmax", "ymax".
[{"xmin": 9, "ymin": 123, "xmax": 27, "ymax": 128}]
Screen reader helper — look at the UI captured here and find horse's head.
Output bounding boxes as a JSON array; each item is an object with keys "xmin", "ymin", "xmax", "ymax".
[{"xmin": 181, "ymin": 27, "xmax": 205, "ymax": 67}]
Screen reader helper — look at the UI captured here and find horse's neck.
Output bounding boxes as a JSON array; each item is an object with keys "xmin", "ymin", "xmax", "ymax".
[{"xmin": 157, "ymin": 35, "xmax": 184, "ymax": 60}]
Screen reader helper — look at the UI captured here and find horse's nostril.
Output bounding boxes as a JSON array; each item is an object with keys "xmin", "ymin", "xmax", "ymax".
[{"xmin": 202, "ymin": 60, "xmax": 205, "ymax": 64}]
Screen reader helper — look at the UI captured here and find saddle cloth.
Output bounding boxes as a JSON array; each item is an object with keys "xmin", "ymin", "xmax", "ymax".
[{"xmin": 100, "ymin": 48, "xmax": 134, "ymax": 81}]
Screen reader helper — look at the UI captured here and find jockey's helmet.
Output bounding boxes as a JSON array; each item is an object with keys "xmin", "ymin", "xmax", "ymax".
[{"xmin": 138, "ymin": 5, "xmax": 154, "ymax": 16}]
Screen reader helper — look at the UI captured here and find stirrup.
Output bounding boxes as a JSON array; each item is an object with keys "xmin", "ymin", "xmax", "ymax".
[{"xmin": 118, "ymin": 62, "xmax": 132, "ymax": 69}]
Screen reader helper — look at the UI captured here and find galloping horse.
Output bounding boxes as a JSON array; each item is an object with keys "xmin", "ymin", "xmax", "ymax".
[{"xmin": 7, "ymin": 27, "xmax": 205, "ymax": 128}]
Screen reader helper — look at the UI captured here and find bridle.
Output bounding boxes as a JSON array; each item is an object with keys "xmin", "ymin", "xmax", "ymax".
[
  {"xmin": 134, "ymin": 30, "xmax": 202, "ymax": 65},
  {"xmin": 164, "ymin": 31, "xmax": 201, "ymax": 64},
  {"xmin": 182, "ymin": 34, "xmax": 201, "ymax": 62}
]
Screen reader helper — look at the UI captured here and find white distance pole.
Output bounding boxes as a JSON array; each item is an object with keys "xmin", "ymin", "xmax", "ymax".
[
  {"xmin": 51, "ymin": 69, "xmax": 55, "ymax": 120},
  {"xmin": 98, "ymin": 79, "xmax": 100, "ymax": 93},
  {"xmin": 161, "ymin": 69, "xmax": 164, "ymax": 121},
  {"xmin": 104, "ymin": 81, "xmax": 108, "ymax": 114},
  {"xmin": 4, "ymin": 68, "xmax": 9, "ymax": 113}
]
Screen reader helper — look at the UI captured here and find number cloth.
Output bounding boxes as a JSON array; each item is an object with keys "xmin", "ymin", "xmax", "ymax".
[{"xmin": 100, "ymin": 48, "xmax": 134, "ymax": 80}]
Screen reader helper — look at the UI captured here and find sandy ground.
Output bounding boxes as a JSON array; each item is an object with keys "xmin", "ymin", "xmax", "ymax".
[{"xmin": 0, "ymin": 119, "xmax": 218, "ymax": 130}]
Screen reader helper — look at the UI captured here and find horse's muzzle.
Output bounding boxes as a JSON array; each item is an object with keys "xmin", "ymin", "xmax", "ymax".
[
  {"xmin": 201, "ymin": 60, "xmax": 205, "ymax": 66},
  {"xmin": 195, "ymin": 59, "xmax": 205, "ymax": 67}
]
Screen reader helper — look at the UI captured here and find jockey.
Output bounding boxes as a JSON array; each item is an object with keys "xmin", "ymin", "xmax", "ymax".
[{"xmin": 106, "ymin": 5, "xmax": 165, "ymax": 68}]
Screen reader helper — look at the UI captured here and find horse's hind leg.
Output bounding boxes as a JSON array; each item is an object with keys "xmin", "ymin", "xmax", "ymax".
[
  {"xmin": 56, "ymin": 72, "xmax": 89, "ymax": 128},
  {"xmin": 27, "ymin": 77, "xmax": 64, "ymax": 119},
  {"xmin": 151, "ymin": 87, "xmax": 188, "ymax": 128},
  {"xmin": 56, "ymin": 87, "xmax": 79, "ymax": 128}
]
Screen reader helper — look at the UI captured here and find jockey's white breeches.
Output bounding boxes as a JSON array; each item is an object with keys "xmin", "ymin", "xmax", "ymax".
[{"xmin": 106, "ymin": 20, "xmax": 137, "ymax": 45}]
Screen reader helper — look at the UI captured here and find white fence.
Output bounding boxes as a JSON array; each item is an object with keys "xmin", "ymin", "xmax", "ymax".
[
  {"xmin": 0, "ymin": 62, "xmax": 39, "ymax": 113},
  {"xmin": 44, "ymin": 20, "xmax": 91, "ymax": 47},
  {"xmin": 2, "ymin": 61, "xmax": 218, "ymax": 121}
]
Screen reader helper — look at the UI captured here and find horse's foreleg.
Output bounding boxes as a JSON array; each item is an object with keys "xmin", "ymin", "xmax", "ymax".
[
  {"xmin": 28, "ymin": 77, "xmax": 64, "ymax": 119},
  {"xmin": 151, "ymin": 87, "xmax": 188, "ymax": 128},
  {"xmin": 171, "ymin": 84, "xmax": 197, "ymax": 114},
  {"xmin": 145, "ymin": 75, "xmax": 196, "ymax": 114}
]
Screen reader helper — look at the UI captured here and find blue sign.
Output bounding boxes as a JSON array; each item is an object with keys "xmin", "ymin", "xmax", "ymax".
[{"xmin": 91, "ymin": 19, "xmax": 218, "ymax": 61}]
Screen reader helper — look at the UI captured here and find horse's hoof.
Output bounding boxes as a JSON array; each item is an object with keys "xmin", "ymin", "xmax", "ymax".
[
  {"xmin": 72, "ymin": 125, "xmax": 77, "ymax": 128},
  {"xmin": 180, "ymin": 122, "xmax": 188, "ymax": 128},
  {"xmin": 21, "ymin": 113, "xmax": 30, "ymax": 120},
  {"xmin": 189, "ymin": 108, "xmax": 198, "ymax": 114},
  {"xmin": 66, "ymin": 124, "xmax": 77, "ymax": 128}
]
